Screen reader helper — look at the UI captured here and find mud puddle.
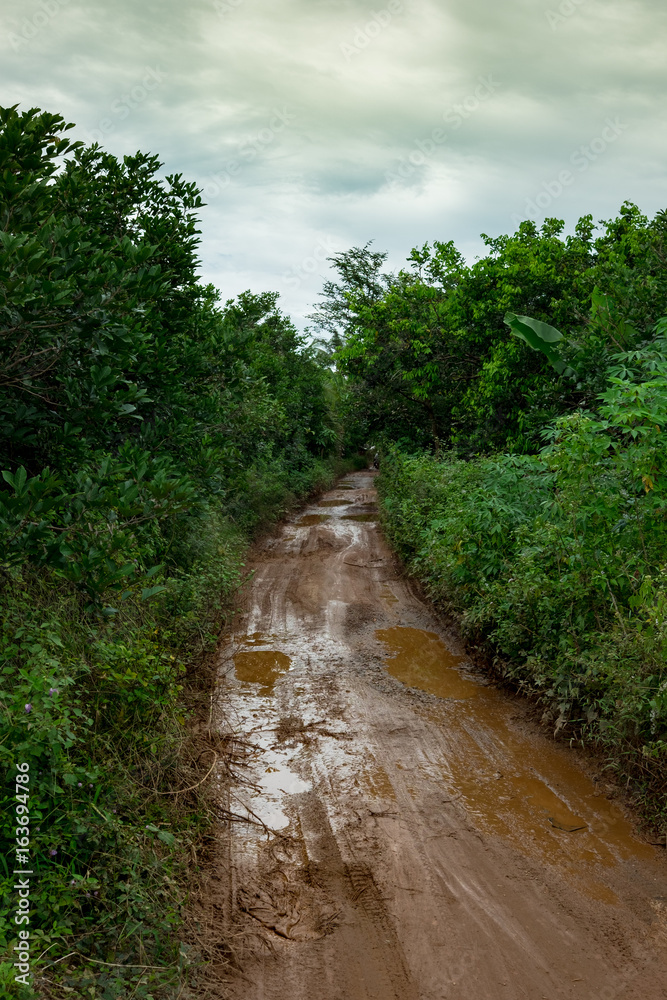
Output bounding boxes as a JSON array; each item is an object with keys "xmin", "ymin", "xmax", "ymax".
[
  {"xmin": 296, "ymin": 513, "xmax": 330, "ymax": 526},
  {"xmin": 233, "ymin": 649, "xmax": 292, "ymax": 691},
  {"xmin": 376, "ymin": 625, "xmax": 654, "ymax": 902},
  {"xmin": 209, "ymin": 471, "xmax": 667, "ymax": 1000},
  {"xmin": 377, "ymin": 626, "xmax": 480, "ymax": 699}
]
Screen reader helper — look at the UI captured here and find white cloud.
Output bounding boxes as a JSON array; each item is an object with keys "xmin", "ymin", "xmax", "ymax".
[{"xmin": 1, "ymin": 0, "xmax": 666, "ymax": 328}]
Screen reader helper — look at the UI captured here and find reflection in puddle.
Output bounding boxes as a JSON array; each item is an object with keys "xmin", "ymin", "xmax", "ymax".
[
  {"xmin": 319, "ymin": 498, "xmax": 354, "ymax": 507},
  {"xmin": 262, "ymin": 763, "xmax": 310, "ymax": 795},
  {"xmin": 236, "ymin": 744, "xmax": 311, "ymax": 830},
  {"xmin": 341, "ymin": 513, "xmax": 378, "ymax": 522},
  {"xmin": 297, "ymin": 514, "xmax": 331, "ymax": 526},
  {"xmin": 236, "ymin": 632, "xmax": 278, "ymax": 646},
  {"xmin": 234, "ymin": 650, "xmax": 292, "ymax": 690},
  {"xmin": 377, "ymin": 627, "xmax": 480, "ymax": 700}
]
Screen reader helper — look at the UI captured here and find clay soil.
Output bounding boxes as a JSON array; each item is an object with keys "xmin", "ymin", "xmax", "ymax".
[{"xmin": 197, "ymin": 470, "xmax": 667, "ymax": 999}]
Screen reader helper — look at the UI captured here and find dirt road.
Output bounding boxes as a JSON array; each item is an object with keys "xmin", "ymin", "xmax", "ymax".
[{"xmin": 208, "ymin": 471, "xmax": 667, "ymax": 999}]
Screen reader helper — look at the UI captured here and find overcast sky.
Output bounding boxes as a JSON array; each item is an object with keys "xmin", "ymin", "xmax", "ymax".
[{"xmin": 2, "ymin": 0, "xmax": 666, "ymax": 329}]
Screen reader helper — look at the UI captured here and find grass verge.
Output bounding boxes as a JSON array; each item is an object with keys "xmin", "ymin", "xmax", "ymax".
[
  {"xmin": 378, "ymin": 448, "xmax": 667, "ymax": 833},
  {"xmin": 0, "ymin": 455, "xmax": 364, "ymax": 1000}
]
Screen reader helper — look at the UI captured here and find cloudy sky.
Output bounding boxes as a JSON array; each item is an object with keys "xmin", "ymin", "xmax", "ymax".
[{"xmin": 2, "ymin": 0, "xmax": 666, "ymax": 329}]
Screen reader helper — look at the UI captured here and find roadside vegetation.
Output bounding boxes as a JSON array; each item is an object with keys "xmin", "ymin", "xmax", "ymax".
[
  {"xmin": 313, "ymin": 207, "xmax": 667, "ymax": 828},
  {"xmin": 3, "ymin": 97, "xmax": 666, "ymax": 998},
  {"xmin": 0, "ymin": 105, "xmax": 356, "ymax": 998}
]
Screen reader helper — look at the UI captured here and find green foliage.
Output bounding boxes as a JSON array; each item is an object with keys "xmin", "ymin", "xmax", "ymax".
[
  {"xmin": 0, "ymin": 104, "xmax": 353, "ymax": 996},
  {"xmin": 378, "ymin": 329, "xmax": 667, "ymax": 824},
  {"xmin": 0, "ymin": 105, "xmax": 343, "ymax": 604},
  {"xmin": 314, "ymin": 205, "xmax": 667, "ymax": 454},
  {"xmin": 503, "ymin": 312, "xmax": 576, "ymax": 377},
  {"xmin": 317, "ymin": 207, "xmax": 667, "ymax": 827}
]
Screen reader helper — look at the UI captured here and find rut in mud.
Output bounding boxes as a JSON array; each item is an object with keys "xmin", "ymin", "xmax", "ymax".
[{"xmin": 200, "ymin": 471, "xmax": 667, "ymax": 1000}]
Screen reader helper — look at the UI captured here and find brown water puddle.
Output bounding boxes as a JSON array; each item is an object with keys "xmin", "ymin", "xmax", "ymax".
[
  {"xmin": 297, "ymin": 514, "xmax": 331, "ymax": 526},
  {"xmin": 319, "ymin": 499, "xmax": 354, "ymax": 507},
  {"xmin": 443, "ymin": 700, "xmax": 655, "ymax": 868},
  {"xmin": 342, "ymin": 513, "xmax": 378, "ymax": 523},
  {"xmin": 377, "ymin": 627, "xmax": 480, "ymax": 700},
  {"xmin": 377, "ymin": 626, "xmax": 655, "ymax": 897},
  {"xmin": 234, "ymin": 649, "xmax": 292, "ymax": 691}
]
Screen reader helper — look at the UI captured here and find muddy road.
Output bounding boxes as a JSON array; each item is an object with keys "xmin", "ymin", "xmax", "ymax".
[{"xmin": 207, "ymin": 471, "xmax": 667, "ymax": 999}]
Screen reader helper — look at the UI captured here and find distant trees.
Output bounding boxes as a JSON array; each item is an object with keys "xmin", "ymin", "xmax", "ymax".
[{"xmin": 311, "ymin": 206, "xmax": 667, "ymax": 454}]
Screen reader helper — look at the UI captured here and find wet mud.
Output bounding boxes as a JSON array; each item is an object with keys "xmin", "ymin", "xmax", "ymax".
[{"xmin": 207, "ymin": 471, "xmax": 667, "ymax": 999}]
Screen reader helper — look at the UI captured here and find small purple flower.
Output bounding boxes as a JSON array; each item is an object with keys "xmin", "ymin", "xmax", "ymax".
[
  {"xmin": 35, "ymin": 827, "xmax": 40, "ymax": 832},
  {"xmin": 49, "ymin": 688, "xmax": 58, "ymax": 696},
  {"xmin": 49, "ymin": 849, "xmax": 57, "ymax": 856},
  {"xmin": 24, "ymin": 704, "xmax": 32, "ymax": 713},
  {"xmin": 112, "ymin": 809, "xmax": 117, "ymax": 814},
  {"xmin": 77, "ymin": 782, "xmax": 82, "ymax": 787},
  {"xmin": 70, "ymin": 880, "xmax": 76, "ymax": 886}
]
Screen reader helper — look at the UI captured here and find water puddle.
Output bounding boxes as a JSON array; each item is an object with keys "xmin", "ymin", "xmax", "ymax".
[
  {"xmin": 377, "ymin": 627, "xmax": 480, "ymax": 700},
  {"xmin": 236, "ymin": 632, "xmax": 282, "ymax": 646},
  {"xmin": 439, "ymin": 703, "xmax": 656, "ymax": 868},
  {"xmin": 297, "ymin": 514, "xmax": 331, "ymax": 526},
  {"xmin": 341, "ymin": 513, "xmax": 378, "ymax": 522},
  {"xmin": 261, "ymin": 757, "xmax": 310, "ymax": 797},
  {"xmin": 234, "ymin": 650, "xmax": 292, "ymax": 691},
  {"xmin": 319, "ymin": 498, "xmax": 354, "ymax": 507},
  {"xmin": 235, "ymin": 742, "xmax": 311, "ymax": 830},
  {"xmin": 376, "ymin": 627, "xmax": 655, "ymax": 890}
]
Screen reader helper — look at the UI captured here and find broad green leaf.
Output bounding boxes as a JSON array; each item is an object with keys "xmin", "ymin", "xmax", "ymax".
[{"xmin": 504, "ymin": 313, "xmax": 576, "ymax": 377}]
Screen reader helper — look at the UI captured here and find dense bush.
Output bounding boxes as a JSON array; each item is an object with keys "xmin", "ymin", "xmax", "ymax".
[
  {"xmin": 378, "ymin": 328, "xmax": 667, "ymax": 824},
  {"xmin": 0, "ymin": 105, "xmax": 351, "ymax": 998},
  {"xmin": 311, "ymin": 198, "xmax": 667, "ymax": 823},
  {"xmin": 311, "ymin": 206, "xmax": 667, "ymax": 454}
]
